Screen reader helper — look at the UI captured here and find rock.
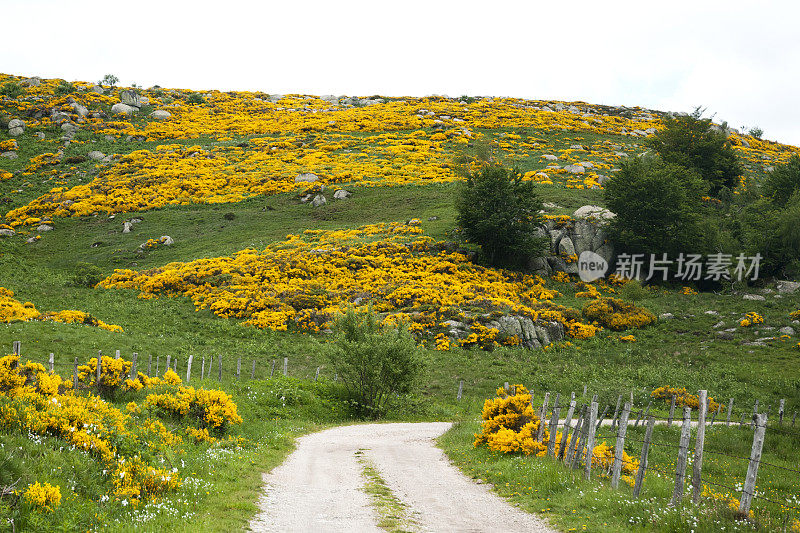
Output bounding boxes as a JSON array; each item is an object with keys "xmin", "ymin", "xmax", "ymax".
[
  {"xmin": 36, "ymin": 224, "xmax": 53, "ymax": 232},
  {"xmin": 541, "ymin": 154, "xmax": 558, "ymax": 161},
  {"xmin": 704, "ymin": 310, "xmax": 719, "ymax": 315},
  {"xmin": 0, "ymin": 228, "xmax": 15, "ymax": 237},
  {"xmin": 542, "ymin": 202, "xmax": 560, "ymax": 209},
  {"xmin": 35, "ymin": 132, "xmax": 45, "ymax": 140},
  {"xmin": 8, "ymin": 119, "xmax": 25, "ymax": 130},
  {"xmin": 659, "ymin": 313, "xmax": 675, "ymax": 320},
  {"xmin": 428, "ymin": 216, "xmax": 439, "ymax": 221},
  {"xmin": 311, "ymin": 194, "xmax": 327, "ymax": 207},
  {"xmin": 160, "ymin": 235, "xmax": 174, "ymax": 246},
  {"xmin": 120, "ymin": 90, "xmax": 141, "ymax": 108},
  {"xmin": 780, "ymin": 326, "xmax": 795, "ymax": 336},
  {"xmin": 569, "ymin": 144, "xmax": 584, "ymax": 150},
  {"xmin": 294, "ymin": 172, "xmax": 319, "ymax": 183},
  {"xmin": 742, "ymin": 294, "xmax": 765, "ymax": 301},
  {"xmin": 535, "ymin": 172, "xmax": 550, "ymax": 181},
  {"xmin": 716, "ymin": 331, "xmax": 735, "ymax": 340},
  {"xmin": 111, "ymin": 103, "xmax": 135, "ymax": 115},
  {"xmin": 122, "ymin": 222, "xmax": 133, "ymax": 234},
  {"xmin": 61, "ymin": 122, "xmax": 79, "ymax": 133},
  {"xmin": 9, "ymin": 127, "xmax": 24, "ymax": 136},
  {"xmin": 572, "ymin": 205, "xmax": 615, "ymax": 221},
  {"xmin": 22, "ymin": 77, "xmax": 41, "ymax": 87},
  {"xmin": 564, "ymin": 165, "xmax": 585, "ymax": 174},
  {"xmin": 90, "ymin": 84, "xmax": 104, "ymax": 94},
  {"xmin": 70, "ymin": 102, "xmax": 89, "ymax": 117},
  {"xmin": 558, "ymin": 236, "xmax": 576, "ymax": 257},
  {"xmin": 87, "ymin": 150, "xmax": 105, "ymax": 160},
  {"xmin": 150, "ymin": 110, "xmax": 172, "ymax": 120},
  {"xmin": 776, "ymin": 280, "xmax": 800, "ymax": 293},
  {"xmin": 333, "ymin": 189, "xmax": 351, "ymax": 200},
  {"xmin": 1, "ymin": 151, "xmax": 17, "ymax": 159},
  {"xmin": 577, "ymin": 161, "xmax": 594, "ymax": 169},
  {"xmin": 713, "ymin": 321, "xmax": 725, "ymax": 328}
]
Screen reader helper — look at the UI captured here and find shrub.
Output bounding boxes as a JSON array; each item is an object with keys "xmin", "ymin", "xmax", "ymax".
[
  {"xmin": 324, "ymin": 307, "xmax": 423, "ymax": 418},
  {"xmin": 186, "ymin": 93, "xmax": 205, "ymax": 105},
  {"xmin": 737, "ymin": 190, "xmax": 800, "ymax": 277},
  {"xmin": 618, "ymin": 279, "xmax": 650, "ymax": 301},
  {"xmin": 455, "ymin": 163, "xmax": 547, "ymax": 268},
  {"xmin": 748, "ymin": 126, "xmax": 763, "ymax": 139},
  {"xmin": 54, "ymin": 81, "xmax": 75, "ymax": 96},
  {"xmin": 651, "ymin": 386, "xmax": 723, "ymax": 412},
  {"xmin": 648, "ymin": 108, "xmax": 743, "ymax": 195},
  {"xmin": 71, "ymin": 262, "xmax": 105, "ymax": 288},
  {"xmin": 99, "ymin": 74, "xmax": 118, "ymax": 88},
  {"xmin": 582, "ymin": 297, "xmax": 656, "ymax": 330},
  {"xmin": 762, "ymin": 154, "xmax": 800, "ymax": 207},
  {"xmin": 604, "ymin": 155, "xmax": 712, "ymax": 259},
  {"xmin": 0, "ymin": 81, "xmax": 23, "ymax": 99}
]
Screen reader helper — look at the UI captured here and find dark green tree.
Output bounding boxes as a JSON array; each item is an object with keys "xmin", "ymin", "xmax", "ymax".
[
  {"xmin": 604, "ymin": 156, "xmax": 711, "ymax": 258},
  {"xmin": 762, "ymin": 154, "xmax": 800, "ymax": 207},
  {"xmin": 648, "ymin": 108, "xmax": 743, "ymax": 195},
  {"xmin": 455, "ymin": 163, "xmax": 546, "ymax": 269}
]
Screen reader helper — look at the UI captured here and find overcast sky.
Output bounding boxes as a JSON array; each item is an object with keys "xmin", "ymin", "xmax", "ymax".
[{"xmin": 5, "ymin": 0, "xmax": 799, "ymax": 145}]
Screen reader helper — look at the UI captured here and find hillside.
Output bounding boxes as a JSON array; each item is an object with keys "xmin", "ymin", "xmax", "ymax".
[{"xmin": 2, "ymin": 73, "xmax": 800, "ymax": 532}]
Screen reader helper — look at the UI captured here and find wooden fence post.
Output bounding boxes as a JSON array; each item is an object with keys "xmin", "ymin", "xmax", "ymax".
[
  {"xmin": 574, "ymin": 403, "xmax": 593, "ymax": 469},
  {"xmin": 236, "ymin": 357, "xmax": 241, "ymax": 380},
  {"xmin": 251, "ymin": 360, "xmax": 256, "ymax": 380},
  {"xmin": 201, "ymin": 356, "xmax": 205, "ymax": 380},
  {"xmin": 595, "ymin": 404, "xmax": 609, "ymax": 431},
  {"xmin": 558, "ymin": 400, "xmax": 577, "ymax": 460},
  {"xmin": 218, "ymin": 356, "xmax": 222, "ymax": 382},
  {"xmin": 115, "ymin": 349, "xmax": 120, "ymax": 360},
  {"xmin": 692, "ymin": 390, "xmax": 708, "ymax": 504},
  {"xmin": 668, "ymin": 395, "xmax": 677, "ymax": 427},
  {"xmin": 457, "ymin": 380, "xmax": 463, "ymax": 401},
  {"xmin": 537, "ymin": 392, "xmax": 550, "ymax": 442},
  {"xmin": 314, "ymin": 367, "xmax": 320, "ymax": 381},
  {"xmin": 727, "ymin": 398, "xmax": 734, "ymax": 426},
  {"xmin": 583, "ymin": 384, "xmax": 587, "ymax": 396},
  {"xmin": 12, "ymin": 341, "xmax": 20, "ymax": 355},
  {"xmin": 283, "ymin": 357, "xmax": 287, "ymax": 376},
  {"xmin": 48, "ymin": 353, "xmax": 54, "ymax": 373},
  {"xmin": 73, "ymin": 357, "xmax": 78, "ymax": 389},
  {"xmin": 611, "ymin": 395, "xmax": 622, "ymax": 430},
  {"xmin": 611, "ymin": 402, "xmax": 631, "ymax": 489},
  {"xmin": 186, "ymin": 354, "xmax": 193, "ymax": 382},
  {"xmin": 131, "ymin": 352, "xmax": 138, "ymax": 380},
  {"xmin": 584, "ymin": 401, "xmax": 599, "ymax": 480},
  {"xmin": 165, "ymin": 355, "xmax": 171, "ymax": 374},
  {"xmin": 751, "ymin": 400, "xmax": 759, "ymax": 429},
  {"xmin": 568, "ymin": 405, "xmax": 587, "ymax": 468},
  {"xmin": 547, "ymin": 405, "xmax": 561, "ymax": 457},
  {"xmin": 779, "ymin": 399, "xmax": 785, "ymax": 426},
  {"xmin": 739, "ymin": 412, "xmax": 747, "ymax": 427},
  {"xmin": 270, "ymin": 359, "xmax": 276, "ymax": 378},
  {"xmin": 636, "ymin": 401, "xmax": 651, "ymax": 428},
  {"xmin": 96, "ymin": 350, "xmax": 102, "ymax": 385},
  {"xmin": 633, "ymin": 416, "xmax": 656, "ymax": 498},
  {"xmin": 173, "ymin": 357, "xmax": 177, "ymax": 372},
  {"xmin": 739, "ymin": 413, "xmax": 767, "ymax": 515},
  {"xmin": 148, "ymin": 354, "xmax": 152, "ymax": 376},
  {"xmin": 709, "ymin": 404, "xmax": 721, "ymax": 426},
  {"xmin": 670, "ymin": 407, "xmax": 692, "ymax": 507}
]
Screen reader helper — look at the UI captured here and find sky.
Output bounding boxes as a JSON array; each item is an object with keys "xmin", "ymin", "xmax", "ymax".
[{"xmin": 4, "ymin": 0, "xmax": 800, "ymax": 145}]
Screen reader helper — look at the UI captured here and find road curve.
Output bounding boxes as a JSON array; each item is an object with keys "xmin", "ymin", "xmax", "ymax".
[{"xmin": 248, "ymin": 422, "xmax": 556, "ymax": 533}]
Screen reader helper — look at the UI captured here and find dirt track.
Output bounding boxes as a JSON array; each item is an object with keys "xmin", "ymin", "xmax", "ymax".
[{"xmin": 248, "ymin": 422, "xmax": 556, "ymax": 533}]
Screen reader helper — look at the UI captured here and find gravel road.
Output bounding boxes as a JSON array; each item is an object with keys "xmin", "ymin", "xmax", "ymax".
[{"xmin": 248, "ymin": 422, "xmax": 556, "ymax": 533}]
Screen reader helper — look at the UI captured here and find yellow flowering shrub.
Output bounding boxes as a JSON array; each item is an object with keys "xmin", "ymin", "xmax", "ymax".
[
  {"xmin": 582, "ymin": 297, "xmax": 656, "ymax": 330},
  {"xmin": 473, "ymin": 385, "xmax": 548, "ymax": 456},
  {"xmin": 0, "ymin": 355, "xmax": 71, "ymax": 396},
  {"xmin": 681, "ymin": 286, "xmax": 699, "ymax": 295},
  {"xmin": 145, "ymin": 385, "xmax": 242, "ymax": 432},
  {"xmin": 0, "ymin": 287, "xmax": 123, "ymax": 331},
  {"xmin": 789, "ymin": 310, "xmax": 800, "ymax": 321},
  {"xmin": 651, "ymin": 386, "xmax": 723, "ymax": 413},
  {"xmin": 739, "ymin": 312, "xmax": 763, "ymax": 327},
  {"xmin": 22, "ymin": 482, "xmax": 61, "ymax": 512}
]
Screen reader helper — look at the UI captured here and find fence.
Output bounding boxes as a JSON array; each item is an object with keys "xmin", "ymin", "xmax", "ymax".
[{"xmin": 480, "ymin": 380, "xmax": 800, "ymax": 518}]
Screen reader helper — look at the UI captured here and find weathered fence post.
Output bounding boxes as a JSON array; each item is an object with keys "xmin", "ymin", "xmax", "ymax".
[
  {"xmin": 12, "ymin": 341, "xmax": 20, "ymax": 355},
  {"xmin": 575, "ymin": 403, "xmax": 593, "ymax": 469},
  {"xmin": 584, "ymin": 401, "xmax": 599, "ymax": 480},
  {"xmin": 583, "ymin": 384, "xmax": 587, "ymax": 396},
  {"xmin": 156, "ymin": 355, "xmax": 160, "ymax": 375},
  {"xmin": 48, "ymin": 353, "xmax": 54, "ymax": 373},
  {"xmin": 186, "ymin": 354, "xmax": 193, "ymax": 382},
  {"xmin": 633, "ymin": 415, "xmax": 656, "ymax": 498},
  {"xmin": 568, "ymin": 405, "xmax": 587, "ymax": 468},
  {"xmin": 96, "ymin": 350, "xmax": 102, "ymax": 384},
  {"xmin": 668, "ymin": 394, "xmax": 677, "ymax": 427},
  {"xmin": 558, "ymin": 400, "xmax": 577, "ymax": 460},
  {"xmin": 636, "ymin": 401, "xmax": 651, "ymax": 428},
  {"xmin": 283, "ymin": 357, "xmax": 287, "ymax": 376},
  {"xmin": 751, "ymin": 400, "xmax": 759, "ymax": 429},
  {"xmin": 611, "ymin": 395, "xmax": 622, "ymax": 430},
  {"xmin": 218, "ymin": 356, "xmax": 222, "ymax": 382},
  {"xmin": 547, "ymin": 404, "xmax": 561, "ymax": 457},
  {"xmin": 779, "ymin": 399, "xmax": 785, "ymax": 426},
  {"xmin": 236, "ymin": 357, "xmax": 241, "ymax": 380},
  {"xmin": 314, "ymin": 367, "xmax": 320, "ymax": 381},
  {"xmin": 457, "ymin": 380, "xmax": 463, "ymax": 401},
  {"xmin": 115, "ymin": 349, "xmax": 120, "ymax": 360},
  {"xmin": 270, "ymin": 359, "xmax": 276, "ymax": 378},
  {"xmin": 148, "ymin": 354, "xmax": 152, "ymax": 376},
  {"xmin": 537, "ymin": 392, "xmax": 550, "ymax": 442},
  {"xmin": 131, "ymin": 352, "xmax": 138, "ymax": 380},
  {"xmin": 739, "ymin": 413, "xmax": 767, "ymax": 515},
  {"xmin": 727, "ymin": 398, "xmax": 734, "ymax": 426},
  {"xmin": 692, "ymin": 390, "xmax": 708, "ymax": 504},
  {"xmin": 173, "ymin": 357, "xmax": 177, "ymax": 372},
  {"xmin": 670, "ymin": 407, "xmax": 692, "ymax": 507},
  {"xmin": 165, "ymin": 355, "xmax": 171, "ymax": 374},
  {"xmin": 611, "ymin": 402, "xmax": 631, "ymax": 489},
  {"xmin": 739, "ymin": 412, "xmax": 747, "ymax": 427},
  {"xmin": 201, "ymin": 356, "xmax": 205, "ymax": 380},
  {"xmin": 73, "ymin": 357, "xmax": 78, "ymax": 389},
  {"xmin": 251, "ymin": 360, "xmax": 256, "ymax": 380},
  {"xmin": 595, "ymin": 404, "xmax": 609, "ymax": 431}
]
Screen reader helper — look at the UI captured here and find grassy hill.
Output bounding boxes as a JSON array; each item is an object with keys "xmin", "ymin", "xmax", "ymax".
[{"xmin": 2, "ymin": 73, "xmax": 800, "ymax": 532}]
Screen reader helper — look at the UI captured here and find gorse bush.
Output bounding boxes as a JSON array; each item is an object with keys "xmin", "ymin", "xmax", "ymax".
[
  {"xmin": 582, "ymin": 297, "xmax": 656, "ymax": 330},
  {"xmin": 70, "ymin": 262, "xmax": 105, "ymax": 288},
  {"xmin": 324, "ymin": 307, "xmax": 423, "ymax": 419},
  {"xmin": 455, "ymin": 163, "xmax": 547, "ymax": 269}
]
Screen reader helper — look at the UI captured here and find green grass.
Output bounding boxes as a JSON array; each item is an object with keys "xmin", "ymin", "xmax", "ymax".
[
  {"xmin": 439, "ymin": 421, "xmax": 800, "ymax": 532},
  {"xmin": 357, "ymin": 452, "xmax": 418, "ymax": 532}
]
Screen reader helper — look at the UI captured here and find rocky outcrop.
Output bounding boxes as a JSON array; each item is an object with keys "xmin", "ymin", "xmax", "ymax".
[{"xmin": 488, "ymin": 315, "xmax": 565, "ymax": 349}]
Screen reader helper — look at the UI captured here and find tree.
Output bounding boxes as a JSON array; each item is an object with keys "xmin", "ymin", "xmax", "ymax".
[
  {"xmin": 604, "ymin": 155, "xmax": 711, "ymax": 259},
  {"xmin": 455, "ymin": 163, "xmax": 547, "ymax": 269},
  {"xmin": 99, "ymin": 74, "xmax": 118, "ymax": 88},
  {"xmin": 762, "ymin": 154, "xmax": 800, "ymax": 207},
  {"xmin": 324, "ymin": 307, "xmax": 423, "ymax": 419},
  {"xmin": 648, "ymin": 108, "xmax": 743, "ymax": 196}
]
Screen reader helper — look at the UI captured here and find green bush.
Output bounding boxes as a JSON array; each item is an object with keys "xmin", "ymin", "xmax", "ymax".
[
  {"xmin": 648, "ymin": 108, "xmax": 743, "ymax": 195},
  {"xmin": 54, "ymin": 81, "xmax": 76, "ymax": 96},
  {"xmin": 762, "ymin": 154, "xmax": 800, "ymax": 207},
  {"xmin": 455, "ymin": 163, "xmax": 547, "ymax": 268},
  {"xmin": 70, "ymin": 262, "xmax": 105, "ymax": 288},
  {"xmin": 618, "ymin": 279, "xmax": 650, "ymax": 301},
  {"xmin": 324, "ymin": 307, "xmax": 423, "ymax": 419},
  {"xmin": 99, "ymin": 74, "xmax": 118, "ymax": 88},
  {"xmin": 738, "ymin": 191, "xmax": 800, "ymax": 278},
  {"xmin": 604, "ymin": 155, "xmax": 712, "ymax": 259},
  {"xmin": 748, "ymin": 126, "xmax": 763, "ymax": 139},
  {"xmin": 186, "ymin": 93, "xmax": 205, "ymax": 105},
  {"xmin": 0, "ymin": 81, "xmax": 23, "ymax": 99}
]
